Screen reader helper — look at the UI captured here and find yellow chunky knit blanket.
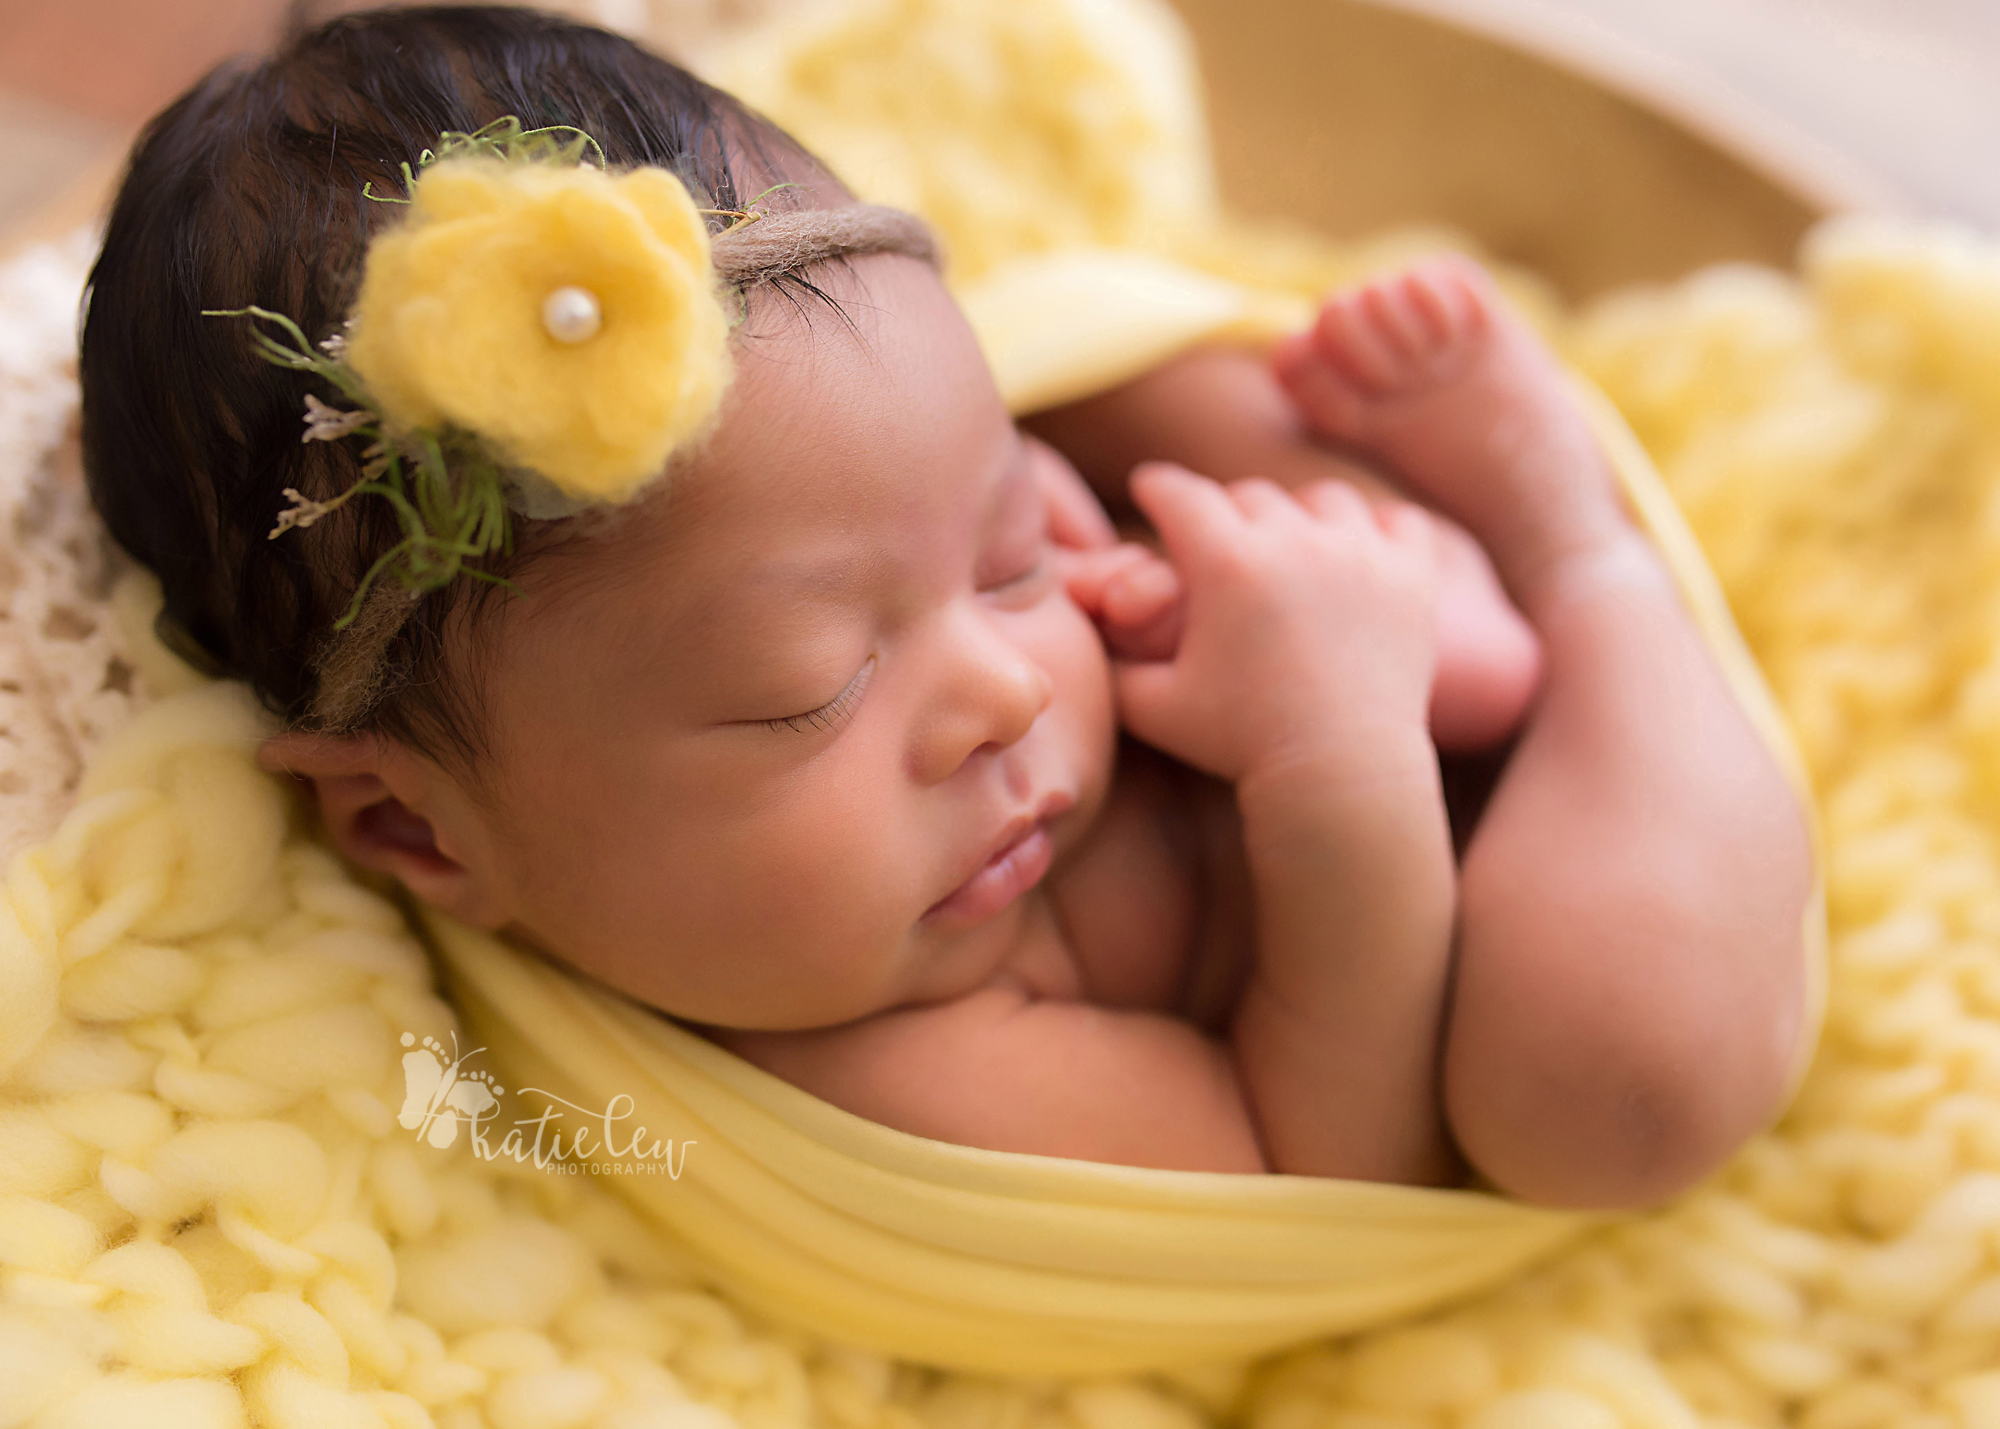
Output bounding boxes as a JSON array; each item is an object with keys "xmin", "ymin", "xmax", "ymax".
[{"xmin": 4, "ymin": 0, "xmax": 2000, "ymax": 1425}]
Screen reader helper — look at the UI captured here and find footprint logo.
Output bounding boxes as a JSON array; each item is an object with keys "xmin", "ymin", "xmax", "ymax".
[{"xmin": 398, "ymin": 1032, "xmax": 504, "ymax": 1149}]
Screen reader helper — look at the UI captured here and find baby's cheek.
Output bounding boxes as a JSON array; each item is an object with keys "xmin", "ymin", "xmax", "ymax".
[
  {"xmin": 705, "ymin": 754, "xmax": 935, "ymax": 1018},
  {"xmin": 504, "ymin": 760, "xmax": 906, "ymax": 1027},
  {"xmin": 1041, "ymin": 599, "xmax": 1119, "ymax": 803}
]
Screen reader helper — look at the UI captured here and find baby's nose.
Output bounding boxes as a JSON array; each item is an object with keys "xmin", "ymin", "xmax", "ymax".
[{"xmin": 912, "ymin": 612, "xmax": 1054, "ymax": 784}]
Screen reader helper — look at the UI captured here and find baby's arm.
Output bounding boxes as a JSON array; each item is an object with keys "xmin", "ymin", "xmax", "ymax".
[{"xmin": 1103, "ymin": 465, "xmax": 1462, "ymax": 1184}]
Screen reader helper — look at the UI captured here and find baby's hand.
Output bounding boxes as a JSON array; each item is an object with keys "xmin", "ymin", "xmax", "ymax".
[{"xmin": 1112, "ymin": 463, "xmax": 1439, "ymax": 783}]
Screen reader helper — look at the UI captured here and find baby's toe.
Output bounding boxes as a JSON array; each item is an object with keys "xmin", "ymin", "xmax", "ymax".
[
  {"xmin": 1404, "ymin": 259, "xmax": 1492, "ymax": 347},
  {"xmin": 1312, "ymin": 290, "xmax": 1412, "ymax": 396},
  {"xmin": 1304, "ymin": 264, "xmax": 1493, "ymax": 406},
  {"xmin": 1272, "ymin": 333, "xmax": 1373, "ymax": 441},
  {"xmin": 1362, "ymin": 278, "xmax": 1444, "ymax": 363}
]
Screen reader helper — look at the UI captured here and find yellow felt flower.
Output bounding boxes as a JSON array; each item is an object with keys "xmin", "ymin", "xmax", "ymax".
[{"xmin": 345, "ymin": 158, "xmax": 732, "ymax": 503}]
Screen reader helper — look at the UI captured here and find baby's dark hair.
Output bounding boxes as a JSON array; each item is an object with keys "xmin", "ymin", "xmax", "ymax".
[{"xmin": 80, "ymin": 5, "xmax": 840, "ymax": 771}]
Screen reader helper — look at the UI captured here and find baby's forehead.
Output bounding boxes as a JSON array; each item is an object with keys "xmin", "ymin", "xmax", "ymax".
[
  {"xmin": 662, "ymin": 409, "xmax": 1033, "ymax": 591},
  {"xmin": 657, "ymin": 257, "xmax": 1022, "ymax": 543}
]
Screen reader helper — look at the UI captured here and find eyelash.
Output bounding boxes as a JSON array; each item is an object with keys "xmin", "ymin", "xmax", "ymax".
[{"xmin": 762, "ymin": 655, "xmax": 876, "ymax": 734}]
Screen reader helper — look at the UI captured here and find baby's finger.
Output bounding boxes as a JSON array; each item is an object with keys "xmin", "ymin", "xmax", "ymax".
[
  {"xmin": 1128, "ymin": 463, "xmax": 1242, "ymax": 567},
  {"xmin": 1101, "ymin": 610, "xmax": 1183, "ymax": 663},
  {"xmin": 1294, "ymin": 477, "xmax": 1371, "ymax": 526},
  {"xmin": 1224, "ymin": 476, "xmax": 1294, "ymax": 522},
  {"xmin": 1061, "ymin": 542, "xmax": 1155, "ymax": 615},
  {"xmin": 1375, "ymin": 498, "xmax": 1435, "ymax": 550},
  {"xmin": 1102, "ymin": 556, "xmax": 1184, "ymax": 661},
  {"xmin": 1103, "ymin": 551, "xmax": 1181, "ymax": 628},
  {"xmin": 1380, "ymin": 502, "xmax": 1441, "ymax": 592},
  {"xmin": 1109, "ymin": 657, "xmax": 1183, "ymax": 748}
]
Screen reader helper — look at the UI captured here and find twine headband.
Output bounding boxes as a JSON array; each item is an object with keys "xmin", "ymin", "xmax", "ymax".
[
  {"xmin": 713, "ymin": 206, "xmax": 937, "ymax": 284},
  {"xmin": 306, "ymin": 203, "xmax": 940, "ymax": 732}
]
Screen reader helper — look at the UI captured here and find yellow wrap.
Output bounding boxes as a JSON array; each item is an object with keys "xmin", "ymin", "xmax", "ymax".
[{"xmin": 430, "ymin": 922, "xmax": 1586, "ymax": 1377}]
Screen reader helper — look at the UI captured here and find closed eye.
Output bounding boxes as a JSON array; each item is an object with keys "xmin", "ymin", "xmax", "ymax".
[
  {"xmin": 980, "ymin": 547, "xmax": 1059, "ymax": 614},
  {"xmin": 979, "ymin": 524, "xmax": 1054, "ymax": 596},
  {"xmin": 760, "ymin": 655, "xmax": 876, "ymax": 734}
]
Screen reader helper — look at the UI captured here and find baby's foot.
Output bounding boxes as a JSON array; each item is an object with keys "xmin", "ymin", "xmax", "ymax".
[
  {"xmin": 1427, "ymin": 516, "xmax": 1542, "ymax": 751},
  {"xmin": 1272, "ymin": 258, "xmax": 1632, "ymax": 613}
]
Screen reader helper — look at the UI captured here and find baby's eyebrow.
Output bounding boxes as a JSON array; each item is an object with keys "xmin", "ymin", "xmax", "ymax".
[
  {"xmin": 671, "ymin": 548, "xmax": 885, "ymax": 645},
  {"xmin": 742, "ymin": 548, "xmax": 885, "ymax": 596}
]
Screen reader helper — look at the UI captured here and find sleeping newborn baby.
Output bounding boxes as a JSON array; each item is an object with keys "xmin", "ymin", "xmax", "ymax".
[{"xmin": 82, "ymin": 7, "xmax": 1813, "ymax": 1209}]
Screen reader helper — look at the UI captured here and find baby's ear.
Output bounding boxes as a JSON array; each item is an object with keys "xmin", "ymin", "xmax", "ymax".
[{"xmin": 257, "ymin": 731, "xmax": 511, "ymax": 928}]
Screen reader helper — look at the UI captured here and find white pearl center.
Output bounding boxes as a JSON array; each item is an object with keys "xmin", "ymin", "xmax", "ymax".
[{"xmin": 541, "ymin": 286, "xmax": 603, "ymax": 344}]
